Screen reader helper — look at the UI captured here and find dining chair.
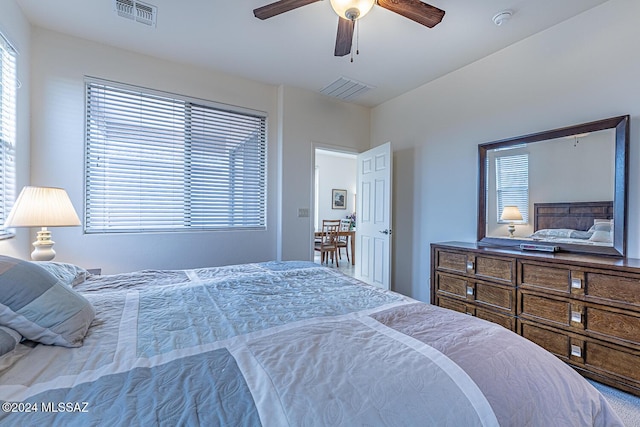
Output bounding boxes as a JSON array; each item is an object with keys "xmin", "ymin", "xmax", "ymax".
[
  {"xmin": 337, "ymin": 218, "xmax": 351, "ymax": 263},
  {"xmin": 315, "ymin": 222, "xmax": 340, "ymax": 267}
]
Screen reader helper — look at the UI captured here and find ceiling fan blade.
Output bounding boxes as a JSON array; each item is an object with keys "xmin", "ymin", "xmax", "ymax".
[
  {"xmin": 253, "ymin": 0, "xmax": 322, "ymax": 20},
  {"xmin": 377, "ymin": 0, "xmax": 445, "ymax": 28},
  {"xmin": 334, "ymin": 17, "xmax": 354, "ymax": 57}
]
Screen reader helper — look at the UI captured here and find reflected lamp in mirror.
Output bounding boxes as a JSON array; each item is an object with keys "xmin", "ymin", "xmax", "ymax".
[
  {"xmin": 500, "ymin": 205, "xmax": 522, "ymax": 238},
  {"xmin": 4, "ymin": 186, "xmax": 81, "ymax": 261}
]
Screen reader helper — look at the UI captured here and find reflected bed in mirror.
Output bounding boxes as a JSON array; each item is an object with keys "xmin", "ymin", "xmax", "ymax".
[{"xmin": 478, "ymin": 115, "xmax": 629, "ymax": 257}]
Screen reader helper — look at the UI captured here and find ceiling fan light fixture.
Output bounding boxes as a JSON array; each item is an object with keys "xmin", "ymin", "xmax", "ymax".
[{"xmin": 330, "ymin": 0, "xmax": 375, "ymax": 20}]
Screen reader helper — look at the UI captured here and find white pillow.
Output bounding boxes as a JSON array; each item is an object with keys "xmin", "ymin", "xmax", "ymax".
[
  {"xmin": 588, "ymin": 220, "xmax": 613, "ymax": 234},
  {"xmin": 589, "ymin": 230, "xmax": 612, "ymax": 243}
]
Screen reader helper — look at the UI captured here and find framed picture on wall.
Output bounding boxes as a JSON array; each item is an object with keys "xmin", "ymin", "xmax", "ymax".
[{"xmin": 332, "ymin": 189, "xmax": 347, "ymax": 209}]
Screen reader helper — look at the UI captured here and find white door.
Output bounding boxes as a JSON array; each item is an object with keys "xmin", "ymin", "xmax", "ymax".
[{"xmin": 356, "ymin": 142, "xmax": 392, "ymax": 289}]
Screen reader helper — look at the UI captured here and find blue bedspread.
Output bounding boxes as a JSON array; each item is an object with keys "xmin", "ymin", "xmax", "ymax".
[{"xmin": 0, "ymin": 261, "xmax": 622, "ymax": 426}]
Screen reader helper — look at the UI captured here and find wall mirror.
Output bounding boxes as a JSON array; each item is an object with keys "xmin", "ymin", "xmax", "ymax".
[{"xmin": 478, "ymin": 115, "xmax": 629, "ymax": 257}]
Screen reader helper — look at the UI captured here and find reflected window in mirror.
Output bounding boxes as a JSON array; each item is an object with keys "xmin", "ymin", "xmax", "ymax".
[{"xmin": 492, "ymin": 151, "xmax": 529, "ymax": 237}]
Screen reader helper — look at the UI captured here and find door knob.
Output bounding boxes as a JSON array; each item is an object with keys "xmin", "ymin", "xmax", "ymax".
[{"xmin": 380, "ymin": 229, "xmax": 392, "ymax": 235}]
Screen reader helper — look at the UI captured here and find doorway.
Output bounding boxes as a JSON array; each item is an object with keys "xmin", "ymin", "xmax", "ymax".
[
  {"xmin": 312, "ymin": 144, "xmax": 393, "ymax": 289},
  {"xmin": 313, "ymin": 148, "xmax": 357, "ymax": 275}
]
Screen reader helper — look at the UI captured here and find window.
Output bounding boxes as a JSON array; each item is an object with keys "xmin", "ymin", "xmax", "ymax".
[
  {"xmin": 0, "ymin": 33, "xmax": 17, "ymax": 239},
  {"xmin": 495, "ymin": 154, "xmax": 529, "ymax": 223},
  {"xmin": 85, "ymin": 79, "xmax": 267, "ymax": 233}
]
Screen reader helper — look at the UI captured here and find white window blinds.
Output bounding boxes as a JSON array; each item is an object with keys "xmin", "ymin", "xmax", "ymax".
[
  {"xmin": 85, "ymin": 79, "xmax": 267, "ymax": 233},
  {"xmin": 0, "ymin": 34, "xmax": 17, "ymax": 239},
  {"xmin": 496, "ymin": 154, "xmax": 529, "ymax": 223}
]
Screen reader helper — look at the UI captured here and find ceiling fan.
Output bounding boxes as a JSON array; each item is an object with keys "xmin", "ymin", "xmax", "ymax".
[{"xmin": 253, "ymin": 0, "xmax": 445, "ymax": 57}]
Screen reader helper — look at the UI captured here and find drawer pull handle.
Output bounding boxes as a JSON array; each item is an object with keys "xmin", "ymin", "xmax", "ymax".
[
  {"xmin": 466, "ymin": 286, "xmax": 474, "ymax": 296},
  {"xmin": 571, "ymin": 344, "xmax": 582, "ymax": 358},
  {"xmin": 466, "ymin": 261, "xmax": 474, "ymax": 271},
  {"xmin": 571, "ymin": 311, "xmax": 582, "ymax": 324},
  {"xmin": 571, "ymin": 278, "xmax": 582, "ymax": 289}
]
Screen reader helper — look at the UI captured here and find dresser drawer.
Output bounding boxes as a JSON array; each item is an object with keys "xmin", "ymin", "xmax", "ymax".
[
  {"xmin": 520, "ymin": 262, "xmax": 571, "ymax": 293},
  {"xmin": 436, "ymin": 295, "xmax": 474, "ymax": 316},
  {"xmin": 434, "ymin": 250, "xmax": 468, "ymax": 275},
  {"xmin": 434, "ymin": 248, "xmax": 514, "ymax": 284},
  {"xmin": 436, "ymin": 296, "xmax": 514, "ymax": 330},
  {"xmin": 473, "ymin": 255, "xmax": 515, "ymax": 284},
  {"xmin": 434, "ymin": 272, "xmax": 469, "ymax": 299},
  {"xmin": 519, "ymin": 292, "xmax": 573, "ymax": 327},
  {"xmin": 435, "ymin": 272, "xmax": 515, "ymax": 313},
  {"xmin": 475, "ymin": 282, "xmax": 515, "ymax": 312},
  {"xmin": 520, "ymin": 322, "xmax": 570, "ymax": 361},
  {"xmin": 476, "ymin": 307, "xmax": 515, "ymax": 331},
  {"xmin": 586, "ymin": 307, "xmax": 640, "ymax": 347},
  {"xmin": 584, "ymin": 341, "xmax": 640, "ymax": 385},
  {"xmin": 586, "ymin": 272, "xmax": 640, "ymax": 309}
]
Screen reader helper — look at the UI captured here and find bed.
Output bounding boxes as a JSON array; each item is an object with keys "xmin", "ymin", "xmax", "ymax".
[
  {"xmin": 529, "ymin": 201, "xmax": 614, "ymax": 245},
  {"xmin": 0, "ymin": 258, "xmax": 623, "ymax": 426}
]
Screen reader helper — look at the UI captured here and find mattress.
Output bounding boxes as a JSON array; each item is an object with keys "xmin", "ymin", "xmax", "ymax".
[{"xmin": 0, "ymin": 261, "xmax": 623, "ymax": 426}]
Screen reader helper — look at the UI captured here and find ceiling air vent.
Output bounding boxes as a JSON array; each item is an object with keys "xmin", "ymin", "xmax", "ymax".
[
  {"xmin": 113, "ymin": 0, "xmax": 157, "ymax": 27},
  {"xmin": 320, "ymin": 77, "xmax": 373, "ymax": 101}
]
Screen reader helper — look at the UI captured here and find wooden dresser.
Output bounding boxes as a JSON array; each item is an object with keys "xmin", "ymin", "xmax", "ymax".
[{"xmin": 431, "ymin": 241, "xmax": 640, "ymax": 396}]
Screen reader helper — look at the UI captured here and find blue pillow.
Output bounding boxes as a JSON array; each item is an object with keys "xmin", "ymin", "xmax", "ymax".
[
  {"xmin": 0, "ymin": 325, "xmax": 21, "ymax": 356},
  {"xmin": 0, "ymin": 255, "xmax": 95, "ymax": 347}
]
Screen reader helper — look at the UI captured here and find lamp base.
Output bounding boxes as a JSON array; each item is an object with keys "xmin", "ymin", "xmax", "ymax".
[
  {"xmin": 507, "ymin": 223, "xmax": 516, "ymax": 238},
  {"xmin": 31, "ymin": 228, "xmax": 56, "ymax": 261}
]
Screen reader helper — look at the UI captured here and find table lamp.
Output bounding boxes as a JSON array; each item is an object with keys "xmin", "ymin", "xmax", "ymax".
[
  {"xmin": 500, "ymin": 205, "xmax": 523, "ymax": 238},
  {"xmin": 4, "ymin": 186, "xmax": 81, "ymax": 261}
]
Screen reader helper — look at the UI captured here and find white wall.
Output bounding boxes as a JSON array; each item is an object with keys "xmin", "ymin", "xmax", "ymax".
[
  {"xmin": 7, "ymin": 12, "xmax": 370, "ymax": 273},
  {"xmin": 371, "ymin": 0, "xmax": 640, "ymax": 302},
  {"xmin": 0, "ymin": 3, "xmax": 31, "ymax": 259},
  {"xmin": 279, "ymin": 86, "xmax": 370, "ymax": 261},
  {"xmin": 28, "ymin": 28, "xmax": 280, "ymax": 273},
  {"xmin": 315, "ymin": 152, "xmax": 356, "ymax": 230}
]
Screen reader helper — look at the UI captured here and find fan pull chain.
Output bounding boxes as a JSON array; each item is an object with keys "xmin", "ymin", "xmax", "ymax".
[
  {"xmin": 350, "ymin": 18, "xmax": 360, "ymax": 63},
  {"xmin": 356, "ymin": 18, "xmax": 360, "ymax": 56}
]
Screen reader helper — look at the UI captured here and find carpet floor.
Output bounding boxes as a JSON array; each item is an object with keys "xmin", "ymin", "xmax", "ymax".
[{"xmin": 589, "ymin": 380, "xmax": 640, "ymax": 426}]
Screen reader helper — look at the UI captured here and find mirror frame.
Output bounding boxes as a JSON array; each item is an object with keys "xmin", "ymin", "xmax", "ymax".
[{"xmin": 478, "ymin": 115, "xmax": 629, "ymax": 257}]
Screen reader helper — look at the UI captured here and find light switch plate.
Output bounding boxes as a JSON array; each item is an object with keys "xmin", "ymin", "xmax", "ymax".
[{"xmin": 298, "ymin": 208, "xmax": 309, "ymax": 218}]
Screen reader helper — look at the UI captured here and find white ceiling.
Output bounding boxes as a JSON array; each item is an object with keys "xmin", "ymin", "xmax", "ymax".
[{"xmin": 15, "ymin": 0, "xmax": 610, "ymax": 107}]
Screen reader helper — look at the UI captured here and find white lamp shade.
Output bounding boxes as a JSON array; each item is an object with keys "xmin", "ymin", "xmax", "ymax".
[
  {"xmin": 500, "ymin": 205, "xmax": 523, "ymax": 222},
  {"xmin": 330, "ymin": 0, "xmax": 375, "ymax": 19},
  {"xmin": 4, "ymin": 186, "xmax": 81, "ymax": 228}
]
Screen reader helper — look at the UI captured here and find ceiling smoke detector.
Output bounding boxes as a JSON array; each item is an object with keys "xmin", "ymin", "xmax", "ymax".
[{"xmin": 492, "ymin": 10, "xmax": 513, "ymax": 26}]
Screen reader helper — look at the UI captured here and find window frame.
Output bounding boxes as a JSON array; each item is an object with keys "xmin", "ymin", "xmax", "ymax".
[
  {"xmin": 84, "ymin": 77, "xmax": 268, "ymax": 234},
  {"xmin": 0, "ymin": 31, "xmax": 17, "ymax": 240}
]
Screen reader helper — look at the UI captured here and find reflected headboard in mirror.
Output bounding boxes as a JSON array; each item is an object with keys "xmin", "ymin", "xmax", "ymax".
[
  {"xmin": 478, "ymin": 115, "xmax": 629, "ymax": 257},
  {"xmin": 534, "ymin": 201, "xmax": 613, "ymax": 232}
]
